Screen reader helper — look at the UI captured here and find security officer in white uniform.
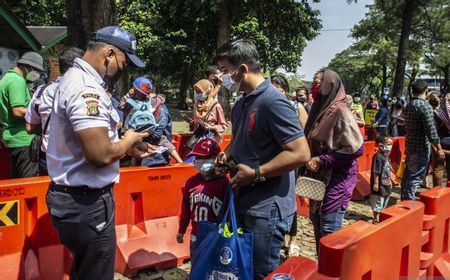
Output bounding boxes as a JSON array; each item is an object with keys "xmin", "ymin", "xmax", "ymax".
[
  {"xmin": 45, "ymin": 26, "xmax": 150, "ymax": 280},
  {"xmin": 25, "ymin": 47, "xmax": 84, "ymax": 175}
]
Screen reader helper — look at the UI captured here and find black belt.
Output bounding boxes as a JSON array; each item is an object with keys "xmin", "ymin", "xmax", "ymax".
[{"xmin": 49, "ymin": 182, "xmax": 114, "ymax": 196}]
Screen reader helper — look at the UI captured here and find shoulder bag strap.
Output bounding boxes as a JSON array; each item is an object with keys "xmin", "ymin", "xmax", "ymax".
[
  {"xmin": 33, "ymin": 84, "xmax": 50, "ymax": 115},
  {"xmin": 126, "ymin": 98, "xmax": 141, "ymax": 111}
]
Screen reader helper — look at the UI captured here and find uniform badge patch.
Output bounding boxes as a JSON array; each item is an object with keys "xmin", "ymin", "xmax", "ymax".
[
  {"xmin": 86, "ymin": 100, "xmax": 100, "ymax": 116},
  {"xmin": 82, "ymin": 93, "xmax": 100, "ymax": 100}
]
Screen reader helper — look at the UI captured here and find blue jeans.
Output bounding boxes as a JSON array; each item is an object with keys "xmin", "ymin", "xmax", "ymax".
[
  {"xmin": 309, "ymin": 205, "xmax": 346, "ymax": 256},
  {"xmin": 401, "ymin": 149, "xmax": 430, "ymax": 201},
  {"xmin": 239, "ymin": 205, "xmax": 294, "ymax": 280}
]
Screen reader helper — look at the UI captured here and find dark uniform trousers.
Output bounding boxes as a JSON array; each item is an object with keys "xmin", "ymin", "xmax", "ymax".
[{"xmin": 46, "ymin": 182, "xmax": 116, "ymax": 280}]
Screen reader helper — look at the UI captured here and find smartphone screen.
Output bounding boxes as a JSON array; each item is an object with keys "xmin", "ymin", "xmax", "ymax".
[{"xmin": 154, "ymin": 146, "xmax": 168, "ymax": 154}]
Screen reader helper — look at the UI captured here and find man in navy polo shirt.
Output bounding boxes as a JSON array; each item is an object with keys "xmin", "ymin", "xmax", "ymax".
[{"xmin": 215, "ymin": 39, "xmax": 311, "ymax": 279}]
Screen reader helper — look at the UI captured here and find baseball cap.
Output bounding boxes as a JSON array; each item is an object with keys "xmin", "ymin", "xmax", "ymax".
[
  {"xmin": 189, "ymin": 138, "xmax": 221, "ymax": 157},
  {"xmin": 132, "ymin": 77, "xmax": 153, "ymax": 95},
  {"xmin": 92, "ymin": 26, "xmax": 145, "ymax": 68},
  {"xmin": 17, "ymin": 52, "xmax": 44, "ymax": 71}
]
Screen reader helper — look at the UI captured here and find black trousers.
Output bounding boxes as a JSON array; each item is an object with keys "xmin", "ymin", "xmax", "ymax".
[
  {"xmin": 46, "ymin": 183, "xmax": 116, "ymax": 280},
  {"xmin": 8, "ymin": 146, "xmax": 39, "ymax": 178}
]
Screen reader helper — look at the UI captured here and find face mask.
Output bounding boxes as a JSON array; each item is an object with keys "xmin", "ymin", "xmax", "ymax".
[
  {"xmin": 25, "ymin": 68, "xmax": 40, "ymax": 82},
  {"xmin": 104, "ymin": 53, "xmax": 124, "ymax": 88},
  {"xmin": 297, "ymin": 96, "xmax": 307, "ymax": 103},
  {"xmin": 310, "ymin": 84, "xmax": 320, "ymax": 98},
  {"xmin": 354, "ymin": 97, "xmax": 361, "ymax": 103},
  {"xmin": 381, "ymin": 145, "xmax": 392, "ymax": 152},
  {"xmin": 222, "ymin": 66, "xmax": 242, "ymax": 92},
  {"xmin": 194, "ymin": 159, "xmax": 215, "ymax": 175},
  {"xmin": 194, "ymin": 92, "xmax": 208, "ymax": 102}
]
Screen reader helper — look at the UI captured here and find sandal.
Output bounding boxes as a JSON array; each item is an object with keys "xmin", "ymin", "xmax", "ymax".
[{"xmin": 288, "ymin": 244, "xmax": 301, "ymax": 257}]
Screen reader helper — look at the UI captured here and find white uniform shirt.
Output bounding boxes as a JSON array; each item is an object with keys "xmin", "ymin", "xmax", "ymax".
[
  {"xmin": 25, "ymin": 77, "xmax": 61, "ymax": 153},
  {"xmin": 46, "ymin": 58, "xmax": 120, "ymax": 188}
]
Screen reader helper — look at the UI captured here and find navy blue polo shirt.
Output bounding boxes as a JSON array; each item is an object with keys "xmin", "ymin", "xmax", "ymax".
[{"xmin": 231, "ymin": 78, "xmax": 304, "ymax": 218}]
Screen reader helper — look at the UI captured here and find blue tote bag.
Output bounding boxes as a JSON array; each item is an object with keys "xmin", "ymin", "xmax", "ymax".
[{"xmin": 190, "ymin": 186, "xmax": 253, "ymax": 279}]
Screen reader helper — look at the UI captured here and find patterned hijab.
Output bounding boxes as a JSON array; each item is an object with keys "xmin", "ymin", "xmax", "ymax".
[{"xmin": 304, "ymin": 69, "xmax": 363, "ymax": 156}]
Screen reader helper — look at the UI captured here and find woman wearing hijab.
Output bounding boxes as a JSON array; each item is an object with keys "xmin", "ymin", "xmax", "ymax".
[
  {"xmin": 432, "ymin": 92, "xmax": 450, "ymax": 186},
  {"xmin": 303, "ymin": 69, "xmax": 364, "ymax": 255},
  {"xmin": 183, "ymin": 79, "xmax": 227, "ymax": 145}
]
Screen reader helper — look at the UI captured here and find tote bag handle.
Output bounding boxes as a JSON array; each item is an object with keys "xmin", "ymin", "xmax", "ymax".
[{"xmin": 219, "ymin": 184, "xmax": 238, "ymax": 234}]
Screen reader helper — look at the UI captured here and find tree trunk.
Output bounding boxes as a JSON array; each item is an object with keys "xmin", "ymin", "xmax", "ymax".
[
  {"xmin": 178, "ymin": 63, "xmax": 189, "ymax": 110},
  {"xmin": 392, "ymin": 0, "xmax": 419, "ymax": 97},
  {"xmin": 217, "ymin": 0, "xmax": 232, "ymax": 48},
  {"xmin": 442, "ymin": 65, "xmax": 449, "ymax": 94},
  {"xmin": 382, "ymin": 63, "xmax": 387, "ymax": 96},
  {"xmin": 66, "ymin": 0, "xmax": 117, "ymax": 48}
]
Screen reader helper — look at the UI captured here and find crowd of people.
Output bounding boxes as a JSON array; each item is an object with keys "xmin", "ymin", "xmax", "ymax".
[{"xmin": 0, "ymin": 25, "xmax": 448, "ymax": 279}]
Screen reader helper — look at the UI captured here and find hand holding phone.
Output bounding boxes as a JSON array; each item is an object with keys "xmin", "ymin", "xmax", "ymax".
[{"xmin": 154, "ymin": 146, "xmax": 168, "ymax": 154}]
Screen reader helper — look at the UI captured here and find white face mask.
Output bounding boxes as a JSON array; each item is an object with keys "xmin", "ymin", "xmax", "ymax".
[
  {"xmin": 194, "ymin": 92, "xmax": 208, "ymax": 102},
  {"xmin": 194, "ymin": 159, "xmax": 215, "ymax": 175},
  {"xmin": 382, "ymin": 145, "xmax": 392, "ymax": 152},
  {"xmin": 25, "ymin": 69, "xmax": 40, "ymax": 82},
  {"xmin": 222, "ymin": 66, "xmax": 243, "ymax": 93}
]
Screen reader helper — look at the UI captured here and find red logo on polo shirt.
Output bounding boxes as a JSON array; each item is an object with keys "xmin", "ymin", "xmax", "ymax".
[{"xmin": 248, "ymin": 111, "xmax": 256, "ymax": 131}]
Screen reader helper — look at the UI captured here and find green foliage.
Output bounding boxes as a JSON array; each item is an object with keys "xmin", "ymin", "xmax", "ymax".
[
  {"xmin": 232, "ymin": 0, "xmax": 321, "ymax": 72},
  {"xmin": 329, "ymin": 0, "xmax": 450, "ymax": 96},
  {"xmin": 5, "ymin": 0, "xmax": 66, "ymax": 26},
  {"xmin": 8, "ymin": 0, "xmax": 322, "ymax": 104}
]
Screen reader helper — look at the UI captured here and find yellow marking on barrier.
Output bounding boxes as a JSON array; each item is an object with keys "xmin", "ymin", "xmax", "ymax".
[{"xmin": 0, "ymin": 200, "xmax": 19, "ymax": 227}]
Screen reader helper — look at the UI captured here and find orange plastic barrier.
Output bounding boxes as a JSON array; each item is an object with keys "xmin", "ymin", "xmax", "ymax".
[
  {"xmin": 0, "ymin": 176, "xmax": 71, "ymax": 280},
  {"xmin": 419, "ymin": 186, "xmax": 450, "ymax": 277},
  {"xmin": 0, "ymin": 164, "xmax": 199, "ymax": 279},
  {"xmin": 265, "ymin": 256, "xmax": 317, "ymax": 279},
  {"xmin": 0, "ymin": 145, "xmax": 11, "ymax": 180},
  {"xmin": 114, "ymin": 164, "xmax": 197, "ymax": 277},
  {"xmin": 352, "ymin": 141, "xmax": 376, "ymax": 200},
  {"xmin": 358, "ymin": 123, "xmax": 366, "ymax": 139},
  {"xmin": 296, "ymin": 196, "xmax": 309, "ymax": 217},
  {"xmin": 268, "ymin": 200, "xmax": 425, "ymax": 279}
]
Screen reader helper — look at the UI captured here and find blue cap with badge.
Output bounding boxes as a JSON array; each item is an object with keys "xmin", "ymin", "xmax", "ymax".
[{"xmin": 92, "ymin": 26, "xmax": 145, "ymax": 68}]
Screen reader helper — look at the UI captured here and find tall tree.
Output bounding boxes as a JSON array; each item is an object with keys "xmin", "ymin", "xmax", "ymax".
[
  {"xmin": 392, "ymin": 0, "xmax": 420, "ymax": 97},
  {"xmin": 66, "ymin": 0, "xmax": 117, "ymax": 49}
]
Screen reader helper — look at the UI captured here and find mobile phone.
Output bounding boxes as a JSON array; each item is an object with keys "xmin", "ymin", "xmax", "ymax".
[
  {"xmin": 135, "ymin": 123, "xmax": 155, "ymax": 133},
  {"xmin": 154, "ymin": 146, "xmax": 168, "ymax": 154}
]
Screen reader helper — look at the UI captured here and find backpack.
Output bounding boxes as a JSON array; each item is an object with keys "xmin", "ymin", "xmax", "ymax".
[{"xmin": 124, "ymin": 98, "xmax": 158, "ymax": 134}]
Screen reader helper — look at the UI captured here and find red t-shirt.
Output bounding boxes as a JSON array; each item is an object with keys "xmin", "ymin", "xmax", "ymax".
[{"xmin": 178, "ymin": 174, "xmax": 229, "ymax": 236}]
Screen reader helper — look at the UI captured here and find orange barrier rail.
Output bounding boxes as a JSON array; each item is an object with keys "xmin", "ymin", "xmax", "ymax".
[
  {"xmin": 0, "ymin": 176, "xmax": 71, "ymax": 280},
  {"xmin": 419, "ymin": 186, "xmax": 450, "ymax": 277},
  {"xmin": 114, "ymin": 165, "xmax": 197, "ymax": 276},
  {"xmin": 267, "ymin": 200, "xmax": 425, "ymax": 279},
  {"xmin": 0, "ymin": 164, "xmax": 198, "ymax": 279},
  {"xmin": 268, "ymin": 187, "xmax": 450, "ymax": 279}
]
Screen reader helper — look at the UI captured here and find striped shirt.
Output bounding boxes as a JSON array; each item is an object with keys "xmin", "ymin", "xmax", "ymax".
[{"xmin": 402, "ymin": 97, "xmax": 439, "ymax": 153}]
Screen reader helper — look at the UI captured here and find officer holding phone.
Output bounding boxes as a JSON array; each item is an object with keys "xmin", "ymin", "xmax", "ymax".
[{"xmin": 45, "ymin": 26, "xmax": 149, "ymax": 280}]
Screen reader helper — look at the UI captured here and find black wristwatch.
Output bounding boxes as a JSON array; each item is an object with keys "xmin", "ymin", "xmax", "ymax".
[{"xmin": 254, "ymin": 165, "xmax": 266, "ymax": 184}]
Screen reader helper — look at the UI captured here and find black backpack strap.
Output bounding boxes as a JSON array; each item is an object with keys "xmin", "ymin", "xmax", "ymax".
[
  {"xmin": 43, "ymin": 114, "xmax": 51, "ymax": 135},
  {"xmin": 33, "ymin": 83, "xmax": 51, "ymax": 116}
]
